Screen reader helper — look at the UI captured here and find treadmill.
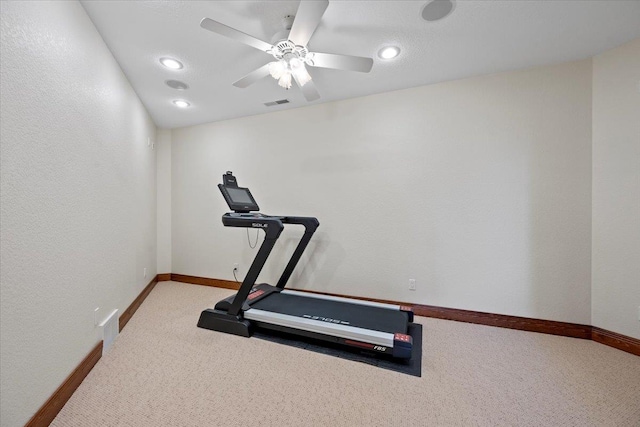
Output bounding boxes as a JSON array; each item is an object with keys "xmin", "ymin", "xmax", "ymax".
[{"xmin": 197, "ymin": 172, "xmax": 414, "ymax": 359}]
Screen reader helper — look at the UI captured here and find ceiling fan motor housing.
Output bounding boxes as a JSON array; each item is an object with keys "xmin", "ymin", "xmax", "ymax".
[{"xmin": 270, "ymin": 40, "xmax": 314, "ymax": 67}]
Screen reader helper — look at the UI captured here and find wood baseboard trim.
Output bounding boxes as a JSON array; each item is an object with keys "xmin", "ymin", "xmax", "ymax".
[
  {"xmin": 411, "ymin": 304, "xmax": 592, "ymax": 339},
  {"xmin": 119, "ymin": 275, "xmax": 159, "ymax": 332},
  {"xmin": 592, "ymin": 327, "xmax": 640, "ymax": 356},
  {"xmin": 157, "ymin": 273, "xmax": 171, "ymax": 282},
  {"xmin": 25, "ymin": 274, "xmax": 161, "ymax": 427},
  {"xmin": 171, "ymin": 273, "xmax": 240, "ymax": 290},
  {"xmin": 25, "ymin": 341, "xmax": 103, "ymax": 427},
  {"xmin": 171, "ymin": 274, "xmax": 640, "ymax": 356}
]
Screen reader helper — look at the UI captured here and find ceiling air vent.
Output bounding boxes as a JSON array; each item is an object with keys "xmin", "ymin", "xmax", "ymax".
[{"xmin": 264, "ymin": 99, "xmax": 290, "ymax": 107}]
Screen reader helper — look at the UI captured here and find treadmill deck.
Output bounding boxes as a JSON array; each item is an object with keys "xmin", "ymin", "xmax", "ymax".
[{"xmin": 250, "ymin": 292, "xmax": 409, "ymax": 334}]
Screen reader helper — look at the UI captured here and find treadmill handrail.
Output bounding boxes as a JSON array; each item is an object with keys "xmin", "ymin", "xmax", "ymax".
[
  {"xmin": 222, "ymin": 214, "xmax": 284, "ymax": 240},
  {"xmin": 224, "ymin": 215, "xmax": 283, "ymax": 316},
  {"xmin": 275, "ymin": 216, "xmax": 319, "ymax": 289},
  {"xmin": 220, "ymin": 212, "xmax": 319, "ymax": 313}
]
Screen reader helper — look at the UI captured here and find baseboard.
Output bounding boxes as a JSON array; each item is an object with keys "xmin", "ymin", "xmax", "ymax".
[
  {"xmin": 25, "ymin": 275, "xmax": 160, "ymax": 427},
  {"xmin": 24, "ymin": 341, "xmax": 102, "ymax": 427},
  {"xmin": 171, "ymin": 274, "xmax": 638, "ymax": 356},
  {"xmin": 592, "ymin": 327, "xmax": 640, "ymax": 356},
  {"xmin": 410, "ymin": 304, "xmax": 592, "ymax": 339},
  {"xmin": 171, "ymin": 273, "xmax": 240, "ymax": 290},
  {"xmin": 157, "ymin": 273, "xmax": 171, "ymax": 282},
  {"xmin": 119, "ymin": 275, "xmax": 159, "ymax": 331}
]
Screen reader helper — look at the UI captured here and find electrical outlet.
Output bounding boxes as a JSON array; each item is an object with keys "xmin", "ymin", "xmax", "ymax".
[
  {"xmin": 94, "ymin": 307, "xmax": 100, "ymax": 326},
  {"xmin": 143, "ymin": 268, "xmax": 147, "ymax": 278},
  {"xmin": 409, "ymin": 279, "xmax": 416, "ymax": 291}
]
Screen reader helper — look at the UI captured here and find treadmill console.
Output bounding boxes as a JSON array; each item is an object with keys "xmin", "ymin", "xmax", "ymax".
[{"xmin": 218, "ymin": 171, "xmax": 260, "ymax": 213}]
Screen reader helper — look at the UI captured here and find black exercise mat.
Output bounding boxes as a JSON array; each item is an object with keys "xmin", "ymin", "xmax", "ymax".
[{"xmin": 253, "ymin": 323, "xmax": 422, "ymax": 377}]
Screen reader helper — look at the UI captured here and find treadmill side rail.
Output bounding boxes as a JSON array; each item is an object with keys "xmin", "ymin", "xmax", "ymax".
[{"xmin": 245, "ymin": 309, "xmax": 395, "ymax": 347}]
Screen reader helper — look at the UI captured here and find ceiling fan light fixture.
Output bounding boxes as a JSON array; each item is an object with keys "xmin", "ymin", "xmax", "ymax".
[
  {"xmin": 269, "ymin": 57, "xmax": 311, "ymax": 88},
  {"xmin": 378, "ymin": 46, "xmax": 400, "ymax": 59},
  {"xmin": 269, "ymin": 61, "xmax": 287, "ymax": 79},
  {"xmin": 278, "ymin": 73, "xmax": 292, "ymax": 89},
  {"xmin": 160, "ymin": 57, "xmax": 183, "ymax": 69},
  {"xmin": 172, "ymin": 99, "xmax": 190, "ymax": 108},
  {"xmin": 293, "ymin": 65, "xmax": 312, "ymax": 87},
  {"xmin": 289, "ymin": 57, "xmax": 302, "ymax": 69}
]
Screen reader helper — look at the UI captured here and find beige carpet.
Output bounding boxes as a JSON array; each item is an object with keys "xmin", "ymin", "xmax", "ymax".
[{"xmin": 51, "ymin": 281, "xmax": 640, "ymax": 427}]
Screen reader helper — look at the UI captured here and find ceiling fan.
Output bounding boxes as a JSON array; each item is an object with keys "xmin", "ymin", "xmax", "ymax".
[{"xmin": 200, "ymin": 0, "xmax": 374, "ymax": 102}]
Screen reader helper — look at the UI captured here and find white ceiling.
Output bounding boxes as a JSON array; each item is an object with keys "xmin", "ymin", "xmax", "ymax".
[{"xmin": 80, "ymin": 0, "xmax": 640, "ymax": 129}]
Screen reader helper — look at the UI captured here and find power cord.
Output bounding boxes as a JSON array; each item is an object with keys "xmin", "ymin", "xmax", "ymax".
[
  {"xmin": 232, "ymin": 229, "xmax": 260, "ymax": 282},
  {"xmin": 246, "ymin": 227, "xmax": 259, "ymax": 249}
]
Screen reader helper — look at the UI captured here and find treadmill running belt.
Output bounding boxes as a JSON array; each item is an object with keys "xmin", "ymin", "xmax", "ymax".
[{"xmin": 250, "ymin": 292, "xmax": 408, "ymax": 334}]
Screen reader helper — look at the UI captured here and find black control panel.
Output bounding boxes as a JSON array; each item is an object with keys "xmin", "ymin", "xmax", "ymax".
[{"xmin": 218, "ymin": 171, "xmax": 259, "ymax": 213}]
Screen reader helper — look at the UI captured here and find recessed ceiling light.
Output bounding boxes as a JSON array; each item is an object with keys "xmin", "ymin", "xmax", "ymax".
[
  {"xmin": 166, "ymin": 80, "xmax": 189, "ymax": 90},
  {"xmin": 173, "ymin": 100, "xmax": 190, "ymax": 108},
  {"xmin": 421, "ymin": 0, "xmax": 456, "ymax": 22},
  {"xmin": 378, "ymin": 46, "xmax": 400, "ymax": 60},
  {"xmin": 160, "ymin": 57, "xmax": 183, "ymax": 69}
]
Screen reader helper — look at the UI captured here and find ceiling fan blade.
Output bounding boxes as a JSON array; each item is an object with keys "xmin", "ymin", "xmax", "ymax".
[
  {"xmin": 233, "ymin": 63, "xmax": 271, "ymax": 88},
  {"xmin": 293, "ymin": 73, "xmax": 321, "ymax": 102},
  {"xmin": 309, "ymin": 52, "xmax": 374, "ymax": 73},
  {"xmin": 288, "ymin": 0, "xmax": 329, "ymax": 47},
  {"xmin": 200, "ymin": 18, "xmax": 273, "ymax": 53}
]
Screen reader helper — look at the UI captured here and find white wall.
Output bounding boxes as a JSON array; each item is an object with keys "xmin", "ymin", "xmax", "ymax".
[
  {"xmin": 0, "ymin": 2, "xmax": 157, "ymax": 426},
  {"xmin": 592, "ymin": 39, "xmax": 640, "ymax": 339},
  {"xmin": 157, "ymin": 129, "xmax": 172, "ymax": 274},
  {"xmin": 170, "ymin": 59, "xmax": 593, "ymax": 325}
]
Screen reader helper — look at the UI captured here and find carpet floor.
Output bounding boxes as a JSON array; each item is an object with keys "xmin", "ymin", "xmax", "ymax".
[{"xmin": 51, "ymin": 281, "xmax": 640, "ymax": 427}]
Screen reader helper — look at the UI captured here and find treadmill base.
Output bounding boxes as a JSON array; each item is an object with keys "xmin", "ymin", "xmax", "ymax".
[{"xmin": 197, "ymin": 309, "xmax": 252, "ymax": 337}]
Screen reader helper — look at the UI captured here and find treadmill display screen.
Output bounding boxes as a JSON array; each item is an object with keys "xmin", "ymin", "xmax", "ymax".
[
  {"xmin": 219, "ymin": 181, "xmax": 259, "ymax": 212},
  {"xmin": 227, "ymin": 187, "xmax": 254, "ymax": 204}
]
